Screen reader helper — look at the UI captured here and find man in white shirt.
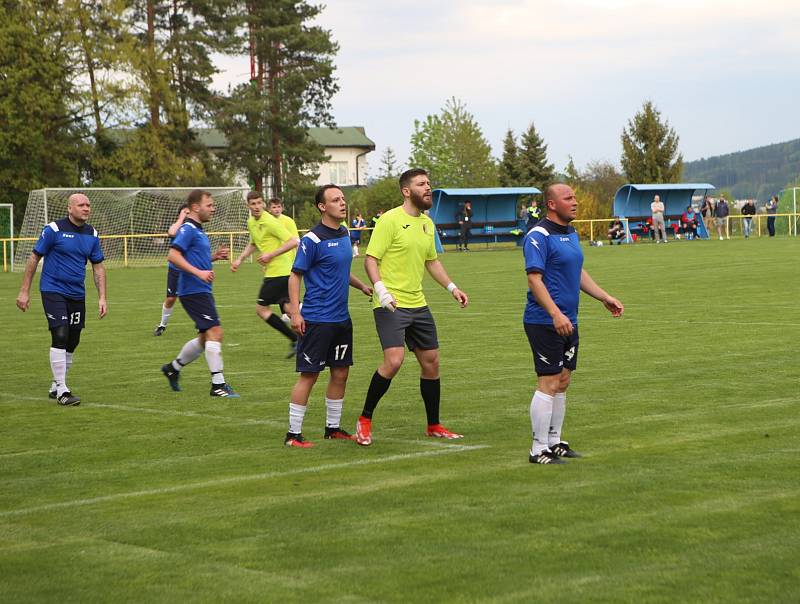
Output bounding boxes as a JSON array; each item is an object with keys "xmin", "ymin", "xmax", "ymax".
[{"xmin": 651, "ymin": 195, "xmax": 668, "ymax": 243}]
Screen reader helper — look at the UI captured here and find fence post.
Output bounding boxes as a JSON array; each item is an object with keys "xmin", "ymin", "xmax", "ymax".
[
  {"xmin": 123, "ymin": 236, "xmax": 128, "ymax": 268},
  {"xmin": 589, "ymin": 220, "xmax": 594, "ymax": 242},
  {"xmin": 229, "ymin": 233, "xmax": 234, "ymax": 264},
  {"xmin": 757, "ymin": 215, "xmax": 761, "ymax": 237}
]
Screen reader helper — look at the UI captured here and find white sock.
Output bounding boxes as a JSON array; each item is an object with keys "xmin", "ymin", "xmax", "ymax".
[
  {"xmin": 160, "ymin": 303, "xmax": 174, "ymax": 327},
  {"xmin": 529, "ymin": 390, "xmax": 554, "ymax": 456},
  {"xmin": 280, "ymin": 313, "xmax": 291, "ymax": 325},
  {"xmin": 549, "ymin": 392, "xmax": 566, "ymax": 447},
  {"xmin": 51, "ymin": 352, "xmax": 73, "ymax": 393},
  {"xmin": 289, "ymin": 402, "xmax": 307, "ymax": 434},
  {"xmin": 50, "ymin": 347, "xmax": 68, "ymax": 396},
  {"xmin": 325, "ymin": 398, "xmax": 344, "ymax": 429},
  {"xmin": 353, "ymin": 244, "xmax": 359, "ymax": 256},
  {"xmin": 172, "ymin": 337, "xmax": 203, "ymax": 371},
  {"xmin": 204, "ymin": 340, "xmax": 225, "ymax": 385}
]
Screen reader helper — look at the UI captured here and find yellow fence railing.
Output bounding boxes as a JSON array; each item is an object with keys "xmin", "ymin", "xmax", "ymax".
[{"xmin": 2, "ymin": 214, "xmax": 798, "ymax": 272}]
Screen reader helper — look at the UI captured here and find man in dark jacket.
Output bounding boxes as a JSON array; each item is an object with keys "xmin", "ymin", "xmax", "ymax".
[
  {"xmin": 456, "ymin": 201, "xmax": 473, "ymax": 251},
  {"xmin": 741, "ymin": 199, "xmax": 756, "ymax": 238}
]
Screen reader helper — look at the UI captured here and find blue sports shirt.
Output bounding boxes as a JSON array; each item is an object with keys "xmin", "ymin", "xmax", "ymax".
[
  {"xmin": 292, "ymin": 223, "xmax": 352, "ymax": 322},
  {"xmin": 170, "ymin": 218, "xmax": 212, "ymax": 296},
  {"xmin": 33, "ymin": 218, "xmax": 104, "ymax": 299},
  {"xmin": 523, "ymin": 218, "xmax": 584, "ymax": 325}
]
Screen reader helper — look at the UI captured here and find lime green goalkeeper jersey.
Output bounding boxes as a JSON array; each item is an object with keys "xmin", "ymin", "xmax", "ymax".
[
  {"xmin": 247, "ymin": 212, "xmax": 294, "ymax": 277},
  {"xmin": 366, "ymin": 205, "xmax": 438, "ymax": 309}
]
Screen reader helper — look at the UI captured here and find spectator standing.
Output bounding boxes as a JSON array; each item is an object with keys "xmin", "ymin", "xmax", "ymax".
[
  {"xmin": 741, "ymin": 199, "xmax": 756, "ymax": 239},
  {"xmin": 651, "ymin": 194, "xmax": 668, "ymax": 243},
  {"xmin": 714, "ymin": 197, "xmax": 730, "ymax": 240},
  {"xmin": 456, "ymin": 201, "xmax": 473, "ymax": 251},
  {"xmin": 351, "ymin": 210, "xmax": 366, "ymax": 256},
  {"xmin": 526, "ymin": 199, "xmax": 542, "ymax": 231},
  {"xmin": 766, "ymin": 196, "xmax": 778, "ymax": 237},
  {"xmin": 700, "ymin": 195, "xmax": 713, "ymax": 225}
]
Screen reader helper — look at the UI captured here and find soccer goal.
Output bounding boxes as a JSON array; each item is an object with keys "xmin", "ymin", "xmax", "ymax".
[{"xmin": 14, "ymin": 187, "xmax": 249, "ymax": 269}]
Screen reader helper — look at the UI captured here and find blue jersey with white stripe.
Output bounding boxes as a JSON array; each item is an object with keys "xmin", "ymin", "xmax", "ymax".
[
  {"xmin": 33, "ymin": 218, "xmax": 104, "ymax": 298},
  {"xmin": 292, "ymin": 223, "xmax": 352, "ymax": 323},
  {"xmin": 170, "ymin": 218, "xmax": 212, "ymax": 296},
  {"xmin": 523, "ymin": 219, "xmax": 583, "ymax": 325}
]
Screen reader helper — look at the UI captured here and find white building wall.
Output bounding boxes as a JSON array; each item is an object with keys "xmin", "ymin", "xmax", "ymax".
[{"xmin": 315, "ymin": 147, "xmax": 371, "ymax": 187}]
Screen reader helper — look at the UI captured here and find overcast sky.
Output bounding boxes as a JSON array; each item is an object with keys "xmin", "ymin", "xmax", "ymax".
[{"xmin": 213, "ymin": 0, "xmax": 800, "ymax": 178}]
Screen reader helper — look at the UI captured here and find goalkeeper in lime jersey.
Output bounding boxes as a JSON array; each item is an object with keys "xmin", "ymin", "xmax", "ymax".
[{"xmin": 354, "ymin": 168, "xmax": 469, "ymax": 446}]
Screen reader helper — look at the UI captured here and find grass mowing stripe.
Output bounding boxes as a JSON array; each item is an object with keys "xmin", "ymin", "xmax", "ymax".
[{"xmin": 0, "ymin": 444, "xmax": 489, "ymax": 518}]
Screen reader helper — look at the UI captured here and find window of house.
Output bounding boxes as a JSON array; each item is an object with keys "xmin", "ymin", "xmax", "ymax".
[{"xmin": 329, "ymin": 161, "xmax": 349, "ymax": 185}]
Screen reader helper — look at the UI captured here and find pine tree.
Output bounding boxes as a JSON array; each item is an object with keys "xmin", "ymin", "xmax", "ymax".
[
  {"xmin": 517, "ymin": 122, "xmax": 554, "ymax": 191},
  {"xmin": 379, "ymin": 147, "xmax": 400, "ymax": 179},
  {"xmin": 620, "ymin": 100, "xmax": 683, "ymax": 182},
  {"xmin": 409, "ymin": 97, "xmax": 498, "ymax": 188},
  {"xmin": 563, "ymin": 156, "xmax": 579, "ymax": 184},
  {"xmin": 499, "ymin": 129, "xmax": 520, "ymax": 187}
]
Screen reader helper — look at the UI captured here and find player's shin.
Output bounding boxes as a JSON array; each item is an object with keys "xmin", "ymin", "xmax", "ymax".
[
  {"xmin": 361, "ymin": 371, "xmax": 392, "ymax": 418},
  {"xmin": 204, "ymin": 340, "xmax": 225, "ymax": 384},
  {"xmin": 49, "ymin": 347, "xmax": 68, "ymax": 396},
  {"xmin": 420, "ymin": 378, "xmax": 441, "ymax": 426},
  {"xmin": 549, "ymin": 392, "xmax": 566, "ymax": 447},
  {"xmin": 530, "ymin": 391, "xmax": 554, "ymax": 455}
]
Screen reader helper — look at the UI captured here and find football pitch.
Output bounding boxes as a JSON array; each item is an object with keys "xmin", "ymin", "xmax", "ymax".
[{"xmin": 1, "ymin": 239, "xmax": 798, "ymax": 603}]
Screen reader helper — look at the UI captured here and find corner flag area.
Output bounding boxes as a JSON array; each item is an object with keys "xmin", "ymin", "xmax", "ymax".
[{"xmin": 1, "ymin": 239, "xmax": 798, "ymax": 602}]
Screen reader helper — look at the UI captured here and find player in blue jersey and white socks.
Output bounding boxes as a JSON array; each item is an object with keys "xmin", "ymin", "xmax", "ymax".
[
  {"xmin": 283, "ymin": 185, "xmax": 373, "ymax": 447},
  {"xmin": 160, "ymin": 190, "xmax": 239, "ymax": 398},
  {"xmin": 16, "ymin": 193, "xmax": 107, "ymax": 406},
  {"xmin": 523, "ymin": 184, "xmax": 624, "ymax": 464}
]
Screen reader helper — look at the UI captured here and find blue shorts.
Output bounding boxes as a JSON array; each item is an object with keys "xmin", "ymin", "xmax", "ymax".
[
  {"xmin": 166, "ymin": 267, "xmax": 180, "ymax": 298},
  {"xmin": 179, "ymin": 293, "xmax": 220, "ymax": 332},
  {"xmin": 524, "ymin": 323, "xmax": 579, "ymax": 376},
  {"xmin": 296, "ymin": 320, "xmax": 353, "ymax": 373},
  {"xmin": 41, "ymin": 292, "xmax": 85, "ymax": 330}
]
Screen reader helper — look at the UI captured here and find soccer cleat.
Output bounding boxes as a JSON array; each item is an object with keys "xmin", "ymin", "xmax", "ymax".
[
  {"xmin": 161, "ymin": 363, "xmax": 181, "ymax": 392},
  {"xmin": 153, "ymin": 325, "xmax": 167, "ymax": 336},
  {"xmin": 324, "ymin": 426, "xmax": 355, "ymax": 441},
  {"xmin": 286, "ymin": 341, "xmax": 298, "ymax": 359},
  {"xmin": 210, "ymin": 383, "xmax": 240, "ymax": 398},
  {"xmin": 529, "ymin": 450, "xmax": 565, "ymax": 465},
  {"xmin": 426, "ymin": 424, "xmax": 464, "ymax": 439},
  {"xmin": 355, "ymin": 416, "xmax": 372, "ymax": 446},
  {"xmin": 285, "ymin": 432, "xmax": 314, "ymax": 448},
  {"xmin": 550, "ymin": 442, "xmax": 582, "ymax": 458},
  {"xmin": 57, "ymin": 392, "xmax": 81, "ymax": 406}
]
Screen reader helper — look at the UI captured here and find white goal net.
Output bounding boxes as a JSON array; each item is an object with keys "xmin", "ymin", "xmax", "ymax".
[{"xmin": 14, "ymin": 187, "xmax": 249, "ymax": 269}]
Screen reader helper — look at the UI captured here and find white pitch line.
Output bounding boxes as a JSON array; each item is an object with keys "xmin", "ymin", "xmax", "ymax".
[
  {"xmin": 0, "ymin": 444, "xmax": 489, "ymax": 518},
  {"xmin": 86, "ymin": 402, "xmax": 285, "ymax": 427}
]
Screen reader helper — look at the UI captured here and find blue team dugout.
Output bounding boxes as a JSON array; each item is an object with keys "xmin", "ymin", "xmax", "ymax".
[
  {"xmin": 430, "ymin": 187, "xmax": 542, "ymax": 252},
  {"xmin": 613, "ymin": 183, "xmax": 715, "ymax": 242}
]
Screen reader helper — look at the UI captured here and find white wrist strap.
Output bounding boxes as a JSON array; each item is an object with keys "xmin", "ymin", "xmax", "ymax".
[{"xmin": 446, "ymin": 282, "xmax": 457, "ymax": 293}]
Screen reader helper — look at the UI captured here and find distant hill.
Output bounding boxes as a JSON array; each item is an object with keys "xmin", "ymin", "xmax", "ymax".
[{"xmin": 683, "ymin": 138, "xmax": 800, "ymax": 200}]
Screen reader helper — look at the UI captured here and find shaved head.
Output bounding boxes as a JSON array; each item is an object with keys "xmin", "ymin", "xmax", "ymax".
[
  {"xmin": 68, "ymin": 193, "xmax": 90, "ymax": 206},
  {"xmin": 543, "ymin": 183, "xmax": 578, "ymax": 225}
]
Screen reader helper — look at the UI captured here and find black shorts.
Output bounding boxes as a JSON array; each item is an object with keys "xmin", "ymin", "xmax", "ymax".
[
  {"xmin": 524, "ymin": 323, "xmax": 579, "ymax": 376},
  {"xmin": 296, "ymin": 320, "xmax": 353, "ymax": 373},
  {"xmin": 41, "ymin": 292, "xmax": 85, "ymax": 330},
  {"xmin": 179, "ymin": 293, "xmax": 220, "ymax": 332},
  {"xmin": 373, "ymin": 307, "xmax": 439, "ymax": 351},
  {"xmin": 166, "ymin": 267, "xmax": 180, "ymax": 298},
  {"xmin": 257, "ymin": 276, "xmax": 289, "ymax": 307}
]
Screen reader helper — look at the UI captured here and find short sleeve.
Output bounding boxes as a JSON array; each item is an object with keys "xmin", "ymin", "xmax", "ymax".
[
  {"xmin": 292, "ymin": 234, "xmax": 317, "ymax": 274},
  {"xmin": 90, "ymin": 234, "xmax": 104, "ymax": 264},
  {"xmin": 171, "ymin": 224, "xmax": 193, "ymax": 252},
  {"xmin": 266, "ymin": 217, "xmax": 292, "ymax": 242},
  {"xmin": 524, "ymin": 230, "xmax": 548, "ymax": 273},
  {"xmin": 425, "ymin": 220, "xmax": 437, "ymax": 261},
  {"xmin": 33, "ymin": 224, "xmax": 56, "ymax": 256},
  {"xmin": 366, "ymin": 214, "xmax": 392, "ymax": 260}
]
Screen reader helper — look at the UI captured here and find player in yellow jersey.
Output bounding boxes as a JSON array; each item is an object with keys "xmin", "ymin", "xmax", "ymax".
[
  {"xmin": 231, "ymin": 192, "xmax": 300, "ymax": 356},
  {"xmin": 354, "ymin": 168, "xmax": 469, "ymax": 446}
]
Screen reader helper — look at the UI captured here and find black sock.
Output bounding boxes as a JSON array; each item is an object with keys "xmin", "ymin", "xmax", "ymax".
[
  {"xmin": 266, "ymin": 314, "xmax": 297, "ymax": 342},
  {"xmin": 420, "ymin": 378, "xmax": 441, "ymax": 425},
  {"xmin": 361, "ymin": 371, "xmax": 392, "ymax": 418}
]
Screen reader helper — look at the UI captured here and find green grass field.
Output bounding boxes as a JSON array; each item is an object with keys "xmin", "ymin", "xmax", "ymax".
[{"xmin": 1, "ymin": 238, "xmax": 798, "ymax": 603}]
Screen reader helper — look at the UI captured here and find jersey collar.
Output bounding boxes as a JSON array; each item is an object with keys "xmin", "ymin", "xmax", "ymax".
[{"xmin": 185, "ymin": 217, "xmax": 204, "ymax": 230}]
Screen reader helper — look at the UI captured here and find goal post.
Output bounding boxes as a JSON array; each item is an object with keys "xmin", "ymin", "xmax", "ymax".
[
  {"xmin": 14, "ymin": 187, "xmax": 250, "ymax": 269},
  {"xmin": 0, "ymin": 203, "xmax": 14, "ymax": 271}
]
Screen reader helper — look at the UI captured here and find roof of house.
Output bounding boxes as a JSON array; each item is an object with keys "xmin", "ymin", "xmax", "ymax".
[{"xmin": 107, "ymin": 127, "xmax": 375, "ymax": 151}]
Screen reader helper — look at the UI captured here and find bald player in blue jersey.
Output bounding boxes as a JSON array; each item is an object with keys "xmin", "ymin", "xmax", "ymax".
[
  {"xmin": 16, "ymin": 193, "xmax": 107, "ymax": 406},
  {"xmin": 524, "ymin": 183, "xmax": 624, "ymax": 464},
  {"xmin": 283, "ymin": 185, "xmax": 373, "ymax": 447}
]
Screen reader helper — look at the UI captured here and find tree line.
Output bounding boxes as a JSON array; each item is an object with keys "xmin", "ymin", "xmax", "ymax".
[{"xmin": 0, "ymin": 0, "xmax": 337, "ymax": 227}]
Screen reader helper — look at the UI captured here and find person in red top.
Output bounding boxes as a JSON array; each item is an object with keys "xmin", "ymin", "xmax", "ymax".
[{"xmin": 680, "ymin": 205, "xmax": 698, "ymax": 240}]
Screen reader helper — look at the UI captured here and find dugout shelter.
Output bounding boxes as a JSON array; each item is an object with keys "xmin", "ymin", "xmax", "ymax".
[
  {"xmin": 430, "ymin": 187, "xmax": 542, "ymax": 252},
  {"xmin": 613, "ymin": 183, "xmax": 715, "ymax": 242}
]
